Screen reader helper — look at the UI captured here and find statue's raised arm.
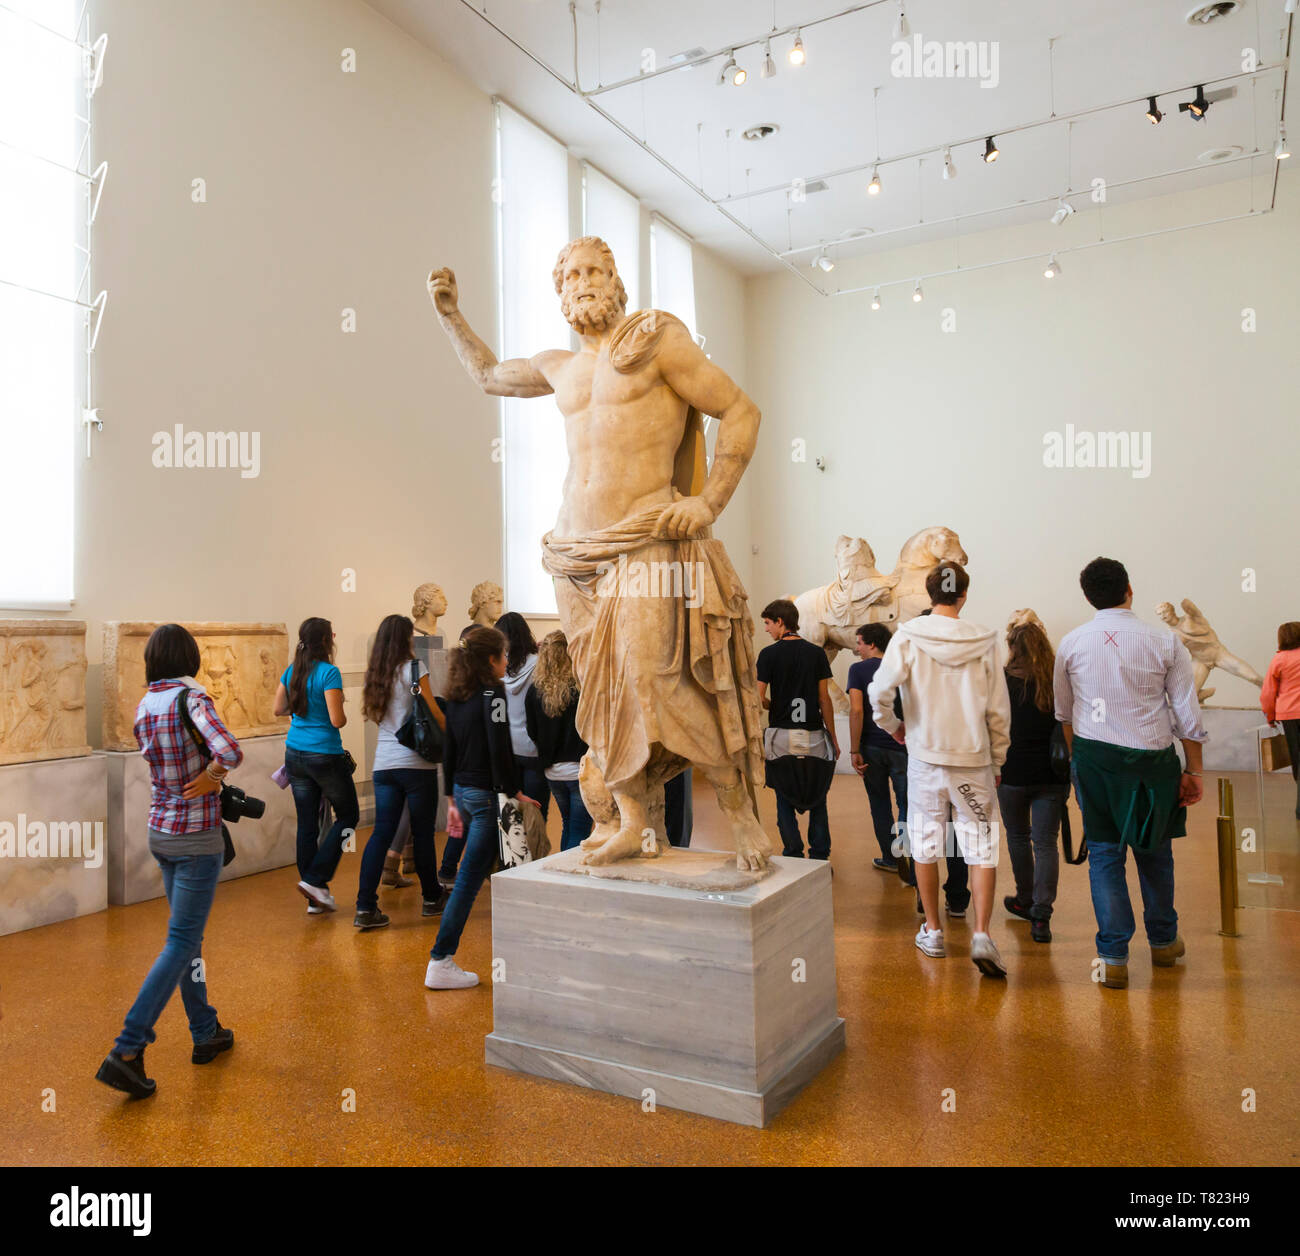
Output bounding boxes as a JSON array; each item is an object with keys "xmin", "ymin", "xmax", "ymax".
[{"xmin": 427, "ymin": 266, "xmax": 556, "ymax": 398}]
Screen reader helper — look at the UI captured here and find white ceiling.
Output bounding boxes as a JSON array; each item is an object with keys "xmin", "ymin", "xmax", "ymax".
[{"xmin": 367, "ymin": 0, "xmax": 1292, "ymax": 278}]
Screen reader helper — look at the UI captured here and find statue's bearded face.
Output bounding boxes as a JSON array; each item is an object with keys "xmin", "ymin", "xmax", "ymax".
[{"xmin": 558, "ymin": 249, "xmax": 626, "ymax": 333}]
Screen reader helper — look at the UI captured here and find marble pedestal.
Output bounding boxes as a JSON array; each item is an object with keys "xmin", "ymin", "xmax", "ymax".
[
  {"xmin": 1201, "ymin": 707, "xmax": 1276, "ymax": 773},
  {"xmin": 0, "ymin": 755, "xmax": 108, "ymax": 937},
  {"xmin": 103, "ymin": 734, "xmax": 298, "ymax": 905},
  {"xmin": 485, "ymin": 851, "xmax": 845, "ymax": 1127}
]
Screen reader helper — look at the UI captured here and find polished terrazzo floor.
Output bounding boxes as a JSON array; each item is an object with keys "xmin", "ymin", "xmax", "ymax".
[{"xmin": 2, "ymin": 771, "xmax": 1296, "ymax": 1166}]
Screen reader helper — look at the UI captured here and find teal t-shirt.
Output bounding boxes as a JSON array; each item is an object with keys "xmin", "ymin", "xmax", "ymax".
[{"xmin": 281, "ymin": 661, "xmax": 344, "ymax": 754}]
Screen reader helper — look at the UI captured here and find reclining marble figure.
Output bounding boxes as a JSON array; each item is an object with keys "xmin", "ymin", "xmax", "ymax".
[{"xmin": 427, "ymin": 237, "xmax": 770, "ymax": 870}]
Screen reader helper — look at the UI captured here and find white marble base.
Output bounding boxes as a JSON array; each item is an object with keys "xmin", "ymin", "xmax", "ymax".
[
  {"xmin": 0, "ymin": 755, "xmax": 108, "ymax": 937},
  {"xmin": 1202, "ymin": 707, "xmax": 1276, "ymax": 773},
  {"xmin": 485, "ymin": 852, "xmax": 845, "ymax": 1127},
  {"xmin": 103, "ymin": 734, "xmax": 298, "ymax": 905}
]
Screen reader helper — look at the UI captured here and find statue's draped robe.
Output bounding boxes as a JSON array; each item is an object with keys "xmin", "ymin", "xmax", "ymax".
[{"xmin": 540, "ymin": 310, "xmax": 764, "ymax": 795}]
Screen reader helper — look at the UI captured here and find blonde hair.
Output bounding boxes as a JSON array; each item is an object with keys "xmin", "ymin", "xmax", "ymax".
[
  {"xmin": 1005, "ymin": 616, "xmax": 1056, "ymax": 714},
  {"xmin": 534, "ymin": 630, "xmax": 579, "ymax": 718}
]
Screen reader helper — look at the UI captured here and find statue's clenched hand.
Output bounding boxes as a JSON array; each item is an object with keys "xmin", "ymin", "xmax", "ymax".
[
  {"xmin": 427, "ymin": 267, "xmax": 459, "ymax": 317},
  {"xmin": 655, "ymin": 496, "xmax": 715, "ymax": 540}
]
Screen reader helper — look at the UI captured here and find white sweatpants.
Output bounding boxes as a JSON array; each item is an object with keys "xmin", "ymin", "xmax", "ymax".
[{"xmin": 905, "ymin": 759, "xmax": 1001, "ymax": 868}]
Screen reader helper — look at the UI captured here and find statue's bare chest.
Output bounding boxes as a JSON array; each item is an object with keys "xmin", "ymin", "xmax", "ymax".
[{"xmin": 552, "ymin": 352, "xmax": 669, "ymax": 419}]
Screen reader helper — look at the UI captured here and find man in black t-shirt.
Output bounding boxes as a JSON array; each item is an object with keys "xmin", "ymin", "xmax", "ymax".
[{"xmin": 756, "ymin": 599, "xmax": 839, "ymax": 859}]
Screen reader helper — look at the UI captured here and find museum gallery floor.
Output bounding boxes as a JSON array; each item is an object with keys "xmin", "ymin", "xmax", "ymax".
[{"xmin": 1, "ymin": 772, "xmax": 1295, "ymax": 1167}]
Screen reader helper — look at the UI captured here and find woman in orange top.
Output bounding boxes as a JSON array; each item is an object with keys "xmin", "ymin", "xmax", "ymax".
[{"xmin": 1260, "ymin": 621, "xmax": 1300, "ymax": 819}]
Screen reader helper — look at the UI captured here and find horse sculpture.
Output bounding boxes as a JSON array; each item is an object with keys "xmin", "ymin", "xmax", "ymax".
[{"xmin": 790, "ymin": 527, "xmax": 969, "ymax": 712}]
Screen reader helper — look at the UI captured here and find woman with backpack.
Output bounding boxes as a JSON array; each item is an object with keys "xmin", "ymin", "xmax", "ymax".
[{"xmin": 356, "ymin": 614, "xmax": 447, "ymax": 930}]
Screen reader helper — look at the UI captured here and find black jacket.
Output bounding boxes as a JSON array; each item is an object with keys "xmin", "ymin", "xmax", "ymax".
[
  {"xmin": 524, "ymin": 688, "xmax": 587, "ymax": 770},
  {"xmin": 442, "ymin": 685, "xmax": 519, "ymax": 795}
]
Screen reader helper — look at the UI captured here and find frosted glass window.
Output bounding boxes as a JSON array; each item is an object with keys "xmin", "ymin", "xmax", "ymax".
[
  {"xmin": 582, "ymin": 164, "xmax": 640, "ymax": 312},
  {"xmin": 0, "ymin": 0, "xmax": 81, "ymax": 606},
  {"xmin": 497, "ymin": 104, "xmax": 571, "ymax": 616},
  {"xmin": 650, "ymin": 217, "xmax": 696, "ymax": 339}
]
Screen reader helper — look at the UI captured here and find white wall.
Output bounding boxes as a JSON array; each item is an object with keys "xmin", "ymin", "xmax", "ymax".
[{"xmin": 743, "ymin": 174, "xmax": 1300, "ymax": 708}]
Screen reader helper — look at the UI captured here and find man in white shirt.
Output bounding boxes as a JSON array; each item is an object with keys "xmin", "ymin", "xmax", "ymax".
[
  {"xmin": 869, "ymin": 563, "xmax": 1012, "ymax": 978},
  {"xmin": 1054, "ymin": 557, "xmax": 1208, "ymax": 990}
]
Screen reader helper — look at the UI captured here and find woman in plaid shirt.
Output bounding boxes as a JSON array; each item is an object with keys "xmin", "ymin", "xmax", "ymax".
[{"xmin": 96, "ymin": 625, "xmax": 243, "ymax": 1099}]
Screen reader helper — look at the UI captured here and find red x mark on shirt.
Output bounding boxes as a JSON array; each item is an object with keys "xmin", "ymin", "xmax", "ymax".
[{"xmin": 1104, "ymin": 631, "xmax": 1118, "ymax": 647}]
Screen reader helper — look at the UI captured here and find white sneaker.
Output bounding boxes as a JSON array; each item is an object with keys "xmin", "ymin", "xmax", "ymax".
[
  {"xmin": 424, "ymin": 957, "xmax": 479, "ymax": 990},
  {"xmin": 306, "ymin": 902, "xmax": 325, "ymax": 915},
  {"xmin": 298, "ymin": 881, "xmax": 336, "ymax": 911},
  {"xmin": 915, "ymin": 924, "xmax": 946, "ymax": 957},
  {"xmin": 971, "ymin": 931, "xmax": 1007, "ymax": 979}
]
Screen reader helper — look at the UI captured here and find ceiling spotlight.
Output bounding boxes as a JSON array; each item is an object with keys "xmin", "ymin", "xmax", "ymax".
[
  {"xmin": 983, "ymin": 136, "xmax": 999, "ymax": 163},
  {"xmin": 1044, "ymin": 255, "xmax": 1062, "ymax": 279},
  {"xmin": 813, "ymin": 251, "xmax": 835, "ymax": 272},
  {"xmin": 762, "ymin": 40, "xmax": 776, "ymax": 78},
  {"xmin": 1180, "ymin": 85, "xmax": 1210, "ymax": 118},
  {"xmin": 717, "ymin": 51, "xmax": 746, "ymax": 86},
  {"xmin": 871, "ymin": 289, "xmax": 882, "ymax": 310},
  {"xmin": 732, "ymin": 61, "xmax": 747, "ymax": 86},
  {"xmin": 942, "ymin": 147, "xmax": 957, "ymax": 179},
  {"xmin": 1276, "ymin": 125, "xmax": 1291, "ymax": 160},
  {"xmin": 1050, "ymin": 198, "xmax": 1075, "ymax": 225},
  {"xmin": 868, "ymin": 165, "xmax": 882, "ymax": 195},
  {"xmin": 1146, "ymin": 96, "xmax": 1163, "ymax": 124},
  {"xmin": 894, "ymin": 4, "xmax": 910, "ymax": 40},
  {"xmin": 789, "ymin": 31, "xmax": 806, "ymax": 66},
  {"xmin": 912, "ymin": 279, "xmax": 923, "ymax": 302}
]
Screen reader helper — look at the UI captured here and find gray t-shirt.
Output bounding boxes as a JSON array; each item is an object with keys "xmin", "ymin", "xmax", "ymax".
[{"xmin": 372, "ymin": 659, "xmax": 435, "ymax": 772}]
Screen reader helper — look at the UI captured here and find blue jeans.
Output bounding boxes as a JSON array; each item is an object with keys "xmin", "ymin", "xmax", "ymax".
[
  {"xmin": 116, "ymin": 848, "xmax": 223, "ymax": 1054},
  {"xmin": 358, "ymin": 768, "xmax": 440, "ymax": 908},
  {"xmin": 997, "ymin": 782, "xmax": 1067, "ymax": 920},
  {"xmin": 515, "ymin": 757, "xmax": 551, "ymax": 820},
  {"xmin": 775, "ymin": 792, "xmax": 831, "ymax": 859},
  {"xmin": 548, "ymin": 776, "xmax": 593, "ymax": 851},
  {"xmin": 1086, "ymin": 839, "xmax": 1178, "ymax": 962},
  {"xmin": 286, "ymin": 747, "xmax": 359, "ymax": 888},
  {"xmin": 431, "ymin": 786, "xmax": 498, "ymax": 960},
  {"xmin": 863, "ymin": 744, "xmax": 908, "ymax": 862}
]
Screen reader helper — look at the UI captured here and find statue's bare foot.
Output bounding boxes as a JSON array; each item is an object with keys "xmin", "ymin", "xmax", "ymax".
[
  {"xmin": 727, "ymin": 810, "xmax": 773, "ymax": 872},
  {"xmin": 580, "ymin": 824, "xmax": 654, "ymax": 866},
  {"xmin": 580, "ymin": 819, "xmax": 619, "ymax": 852}
]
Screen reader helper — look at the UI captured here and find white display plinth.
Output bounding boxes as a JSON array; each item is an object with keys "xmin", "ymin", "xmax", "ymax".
[
  {"xmin": 103, "ymin": 734, "xmax": 298, "ymax": 905},
  {"xmin": 485, "ymin": 851, "xmax": 845, "ymax": 1127},
  {"xmin": 0, "ymin": 755, "xmax": 108, "ymax": 936},
  {"xmin": 1200, "ymin": 707, "xmax": 1275, "ymax": 772}
]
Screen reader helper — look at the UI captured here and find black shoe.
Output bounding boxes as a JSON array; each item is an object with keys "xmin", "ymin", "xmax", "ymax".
[
  {"xmin": 872, "ymin": 858, "xmax": 899, "ymax": 872},
  {"xmin": 95, "ymin": 1049, "xmax": 156, "ymax": 1099},
  {"xmin": 422, "ymin": 892, "xmax": 447, "ymax": 917},
  {"xmin": 1003, "ymin": 895, "xmax": 1033, "ymax": 921},
  {"xmin": 437, "ymin": 873, "xmax": 457, "ymax": 891},
  {"xmin": 1031, "ymin": 918, "xmax": 1052, "ymax": 943},
  {"xmin": 192, "ymin": 1024, "xmax": 234, "ymax": 1064},
  {"xmin": 353, "ymin": 908, "xmax": 390, "ymax": 931},
  {"xmin": 897, "ymin": 863, "xmax": 916, "ymax": 887},
  {"xmin": 946, "ymin": 901, "xmax": 967, "ymax": 919}
]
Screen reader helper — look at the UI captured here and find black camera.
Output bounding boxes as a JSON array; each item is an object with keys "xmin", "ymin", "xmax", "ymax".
[{"xmin": 220, "ymin": 783, "xmax": 266, "ymax": 823}]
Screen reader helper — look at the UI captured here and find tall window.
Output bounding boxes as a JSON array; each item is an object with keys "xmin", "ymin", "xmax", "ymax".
[
  {"xmin": 650, "ymin": 215, "xmax": 696, "ymax": 338},
  {"xmin": 582, "ymin": 163, "xmax": 639, "ymax": 313},
  {"xmin": 496, "ymin": 103, "xmax": 569, "ymax": 616},
  {"xmin": 0, "ymin": 1, "xmax": 92, "ymax": 607}
]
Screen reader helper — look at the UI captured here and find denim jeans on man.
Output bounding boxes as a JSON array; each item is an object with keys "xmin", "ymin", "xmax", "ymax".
[
  {"xmin": 548, "ymin": 778, "xmax": 593, "ymax": 851},
  {"xmin": 1086, "ymin": 838, "xmax": 1178, "ymax": 962},
  {"xmin": 996, "ymin": 783, "xmax": 1067, "ymax": 920},
  {"xmin": 358, "ymin": 768, "xmax": 440, "ymax": 909},
  {"xmin": 863, "ymin": 743, "xmax": 908, "ymax": 863},
  {"xmin": 286, "ymin": 747, "xmax": 359, "ymax": 888},
  {"xmin": 775, "ymin": 794, "xmax": 830, "ymax": 859},
  {"xmin": 115, "ymin": 845, "xmax": 223, "ymax": 1054},
  {"xmin": 431, "ymin": 785, "xmax": 499, "ymax": 960}
]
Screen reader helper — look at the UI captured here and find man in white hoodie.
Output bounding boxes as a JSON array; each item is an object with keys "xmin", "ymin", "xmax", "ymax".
[{"xmin": 868, "ymin": 563, "xmax": 1012, "ymax": 977}]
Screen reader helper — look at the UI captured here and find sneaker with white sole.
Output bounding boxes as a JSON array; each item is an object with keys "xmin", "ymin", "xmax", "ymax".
[
  {"xmin": 915, "ymin": 924, "xmax": 946, "ymax": 957},
  {"xmin": 970, "ymin": 931, "xmax": 1007, "ymax": 978},
  {"xmin": 298, "ymin": 881, "xmax": 336, "ymax": 912},
  {"xmin": 306, "ymin": 902, "xmax": 325, "ymax": 915},
  {"xmin": 424, "ymin": 957, "xmax": 479, "ymax": 989}
]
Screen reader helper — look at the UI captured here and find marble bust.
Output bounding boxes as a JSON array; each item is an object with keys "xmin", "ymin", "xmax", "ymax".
[
  {"xmin": 428, "ymin": 236, "xmax": 770, "ymax": 870},
  {"xmin": 1156, "ymin": 598, "xmax": 1263, "ymax": 703},
  {"xmin": 467, "ymin": 581, "xmax": 504, "ymax": 628},
  {"xmin": 412, "ymin": 582, "xmax": 447, "ymax": 636}
]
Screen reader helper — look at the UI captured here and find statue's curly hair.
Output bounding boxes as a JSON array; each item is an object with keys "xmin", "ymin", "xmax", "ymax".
[{"xmin": 552, "ymin": 236, "xmax": 627, "ymax": 311}]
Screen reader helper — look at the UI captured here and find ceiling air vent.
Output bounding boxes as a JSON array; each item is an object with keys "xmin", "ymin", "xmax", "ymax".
[
  {"xmin": 742, "ymin": 123, "xmax": 780, "ymax": 141},
  {"xmin": 1185, "ymin": 2, "xmax": 1241, "ymax": 25}
]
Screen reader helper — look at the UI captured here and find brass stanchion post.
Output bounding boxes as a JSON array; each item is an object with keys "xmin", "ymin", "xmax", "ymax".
[{"xmin": 1216, "ymin": 777, "xmax": 1239, "ymax": 937}]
